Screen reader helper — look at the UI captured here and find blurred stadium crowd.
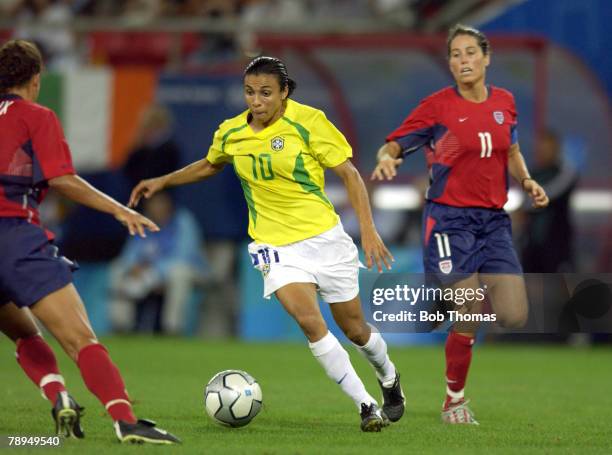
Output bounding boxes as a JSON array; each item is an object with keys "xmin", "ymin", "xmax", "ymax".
[
  {"xmin": 1, "ymin": 0, "xmax": 432, "ymax": 23},
  {"xmin": 0, "ymin": 0, "xmax": 482, "ymax": 69}
]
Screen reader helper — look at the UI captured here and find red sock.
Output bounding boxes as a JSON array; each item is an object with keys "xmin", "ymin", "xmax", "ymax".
[
  {"xmin": 16, "ymin": 335, "xmax": 66, "ymax": 403},
  {"xmin": 77, "ymin": 343, "xmax": 137, "ymax": 423},
  {"xmin": 444, "ymin": 332, "xmax": 475, "ymax": 406}
]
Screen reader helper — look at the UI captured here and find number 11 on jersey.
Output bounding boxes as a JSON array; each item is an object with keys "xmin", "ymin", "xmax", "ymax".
[{"xmin": 478, "ymin": 132, "xmax": 492, "ymax": 158}]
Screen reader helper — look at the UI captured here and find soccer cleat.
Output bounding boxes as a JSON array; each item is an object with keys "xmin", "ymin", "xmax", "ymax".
[
  {"xmin": 441, "ymin": 399, "xmax": 479, "ymax": 425},
  {"xmin": 114, "ymin": 419, "xmax": 181, "ymax": 444},
  {"xmin": 359, "ymin": 403, "xmax": 385, "ymax": 432},
  {"xmin": 51, "ymin": 391, "xmax": 85, "ymax": 438},
  {"xmin": 378, "ymin": 371, "xmax": 405, "ymax": 422}
]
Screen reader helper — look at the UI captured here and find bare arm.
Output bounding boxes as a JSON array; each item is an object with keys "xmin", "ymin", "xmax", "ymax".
[
  {"xmin": 49, "ymin": 174, "xmax": 159, "ymax": 237},
  {"xmin": 128, "ymin": 158, "xmax": 225, "ymax": 207},
  {"xmin": 371, "ymin": 141, "xmax": 403, "ymax": 181},
  {"xmin": 507, "ymin": 143, "xmax": 532, "ymax": 184},
  {"xmin": 330, "ymin": 160, "xmax": 393, "ymax": 272},
  {"xmin": 508, "ymin": 143, "xmax": 549, "ymax": 208}
]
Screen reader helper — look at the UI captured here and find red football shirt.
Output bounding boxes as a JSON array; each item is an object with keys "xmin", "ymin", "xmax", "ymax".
[
  {"xmin": 386, "ymin": 86, "xmax": 518, "ymax": 209},
  {"xmin": 0, "ymin": 94, "xmax": 75, "ymax": 236}
]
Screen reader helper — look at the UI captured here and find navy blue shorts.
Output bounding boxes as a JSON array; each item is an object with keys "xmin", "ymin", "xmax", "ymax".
[
  {"xmin": 422, "ymin": 201, "xmax": 522, "ymax": 283},
  {"xmin": 0, "ymin": 218, "xmax": 77, "ymax": 308}
]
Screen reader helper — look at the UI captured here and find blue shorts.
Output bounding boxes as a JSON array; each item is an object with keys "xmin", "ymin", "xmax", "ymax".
[
  {"xmin": 422, "ymin": 201, "xmax": 522, "ymax": 283},
  {"xmin": 0, "ymin": 218, "xmax": 77, "ymax": 308}
]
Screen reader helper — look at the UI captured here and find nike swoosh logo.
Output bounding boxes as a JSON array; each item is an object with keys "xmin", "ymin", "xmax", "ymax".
[
  {"xmin": 459, "ymin": 118, "xmax": 468, "ymax": 122},
  {"xmin": 337, "ymin": 373, "xmax": 348, "ymax": 384}
]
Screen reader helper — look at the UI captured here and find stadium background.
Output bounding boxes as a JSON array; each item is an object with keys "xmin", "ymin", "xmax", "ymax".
[{"xmin": 0, "ymin": 0, "xmax": 610, "ymax": 340}]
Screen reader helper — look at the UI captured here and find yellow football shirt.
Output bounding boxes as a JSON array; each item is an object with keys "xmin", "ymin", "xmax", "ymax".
[{"xmin": 206, "ymin": 99, "xmax": 352, "ymax": 246}]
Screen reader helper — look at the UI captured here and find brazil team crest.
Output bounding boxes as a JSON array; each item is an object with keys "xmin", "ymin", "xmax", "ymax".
[
  {"xmin": 439, "ymin": 259, "xmax": 453, "ymax": 274},
  {"xmin": 493, "ymin": 111, "xmax": 504, "ymax": 125},
  {"xmin": 271, "ymin": 136, "xmax": 284, "ymax": 151}
]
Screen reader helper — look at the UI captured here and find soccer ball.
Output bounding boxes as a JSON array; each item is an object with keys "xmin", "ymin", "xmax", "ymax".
[{"xmin": 204, "ymin": 370, "xmax": 262, "ymax": 427}]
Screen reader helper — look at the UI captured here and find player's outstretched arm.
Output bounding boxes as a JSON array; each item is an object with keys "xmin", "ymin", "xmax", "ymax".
[
  {"xmin": 508, "ymin": 143, "xmax": 549, "ymax": 209},
  {"xmin": 49, "ymin": 174, "xmax": 159, "ymax": 238},
  {"xmin": 371, "ymin": 141, "xmax": 403, "ymax": 181},
  {"xmin": 128, "ymin": 158, "xmax": 225, "ymax": 208},
  {"xmin": 331, "ymin": 160, "xmax": 394, "ymax": 272}
]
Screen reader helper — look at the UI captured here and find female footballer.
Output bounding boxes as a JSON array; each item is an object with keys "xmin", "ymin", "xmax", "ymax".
[
  {"xmin": 372, "ymin": 24, "xmax": 549, "ymax": 424},
  {"xmin": 130, "ymin": 56, "xmax": 405, "ymax": 432},
  {"xmin": 0, "ymin": 39, "xmax": 179, "ymax": 444}
]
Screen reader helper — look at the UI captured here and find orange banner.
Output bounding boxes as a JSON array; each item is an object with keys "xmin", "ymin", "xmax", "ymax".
[{"xmin": 110, "ymin": 68, "xmax": 158, "ymax": 168}]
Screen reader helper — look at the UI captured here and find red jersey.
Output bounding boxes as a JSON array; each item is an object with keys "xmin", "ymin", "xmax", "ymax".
[
  {"xmin": 0, "ymin": 94, "xmax": 75, "ymax": 236},
  {"xmin": 386, "ymin": 86, "xmax": 518, "ymax": 209}
]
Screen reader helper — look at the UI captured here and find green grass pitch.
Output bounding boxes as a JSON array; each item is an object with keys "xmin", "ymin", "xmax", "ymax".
[{"xmin": 1, "ymin": 337, "xmax": 611, "ymax": 454}]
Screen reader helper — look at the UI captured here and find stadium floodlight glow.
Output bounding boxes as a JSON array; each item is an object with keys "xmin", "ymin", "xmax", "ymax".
[
  {"xmin": 371, "ymin": 185, "xmax": 525, "ymax": 212},
  {"xmin": 373, "ymin": 185, "xmax": 421, "ymax": 210},
  {"xmin": 571, "ymin": 190, "xmax": 612, "ymax": 213},
  {"xmin": 503, "ymin": 188, "xmax": 524, "ymax": 212},
  {"xmin": 325, "ymin": 184, "xmax": 612, "ymax": 213}
]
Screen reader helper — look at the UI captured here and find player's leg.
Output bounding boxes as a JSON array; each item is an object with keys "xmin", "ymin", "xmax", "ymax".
[
  {"xmin": 274, "ymin": 282, "xmax": 382, "ymax": 431},
  {"xmin": 480, "ymin": 210, "xmax": 528, "ymax": 329},
  {"xmin": 309, "ymin": 221, "xmax": 400, "ymax": 427},
  {"xmin": 329, "ymin": 297, "xmax": 405, "ymax": 422},
  {"xmin": 30, "ymin": 284, "xmax": 179, "ymax": 444},
  {"xmin": 0, "ymin": 302, "xmax": 85, "ymax": 438},
  {"xmin": 0, "ymin": 303, "xmax": 68, "ymax": 400},
  {"xmin": 442, "ymin": 273, "xmax": 482, "ymax": 425},
  {"xmin": 480, "ymin": 274, "xmax": 528, "ymax": 329},
  {"xmin": 0, "ymin": 303, "xmax": 67, "ymax": 402},
  {"xmin": 0, "ymin": 223, "xmax": 88, "ymax": 438},
  {"xmin": 423, "ymin": 203, "xmax": 480, "ymax": 424},
  {"xmin": 330, "ymin": 297, "xmax": 395, "ymax": 383},
  {"xmin": 29, "ymin": 285, "xmax": 134, "ymax": 419}
]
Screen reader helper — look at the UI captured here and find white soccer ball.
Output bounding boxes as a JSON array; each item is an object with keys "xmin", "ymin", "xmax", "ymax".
[{"xmin": 204, "ymin": 370, "xmax": 263, "ymax": 427}]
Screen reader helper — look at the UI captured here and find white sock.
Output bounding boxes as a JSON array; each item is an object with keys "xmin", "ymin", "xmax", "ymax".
[
  {"xmin": 354, "ymin": 326, "xmax": 396, "ymax": 385},
  {"xmin": 446, "ymin": 386, "xmax": 464, "ymax": 404},
  {"xmin": 309, "ymin": 331, "xmax": 376, "ymax": 409}
]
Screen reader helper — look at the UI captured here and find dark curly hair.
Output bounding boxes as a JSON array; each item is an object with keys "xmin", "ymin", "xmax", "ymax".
[
  {"xmin": 447, "ymin": 24, "xmax": 491, "ymax": 57},
  {"xmin": 0, "ymin": 40, "xmax": 43, "ymax": 94},
  {"xmin": 244, "ymin": 56, "xmax": 296, "ymax": 97}
]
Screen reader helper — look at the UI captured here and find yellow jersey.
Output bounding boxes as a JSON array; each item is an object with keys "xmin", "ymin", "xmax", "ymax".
[{"xmin": 206, "ymin": 99, "xmax": 352, "ymax": 246}]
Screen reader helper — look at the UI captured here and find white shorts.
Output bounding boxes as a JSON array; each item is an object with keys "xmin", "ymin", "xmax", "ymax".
[{"xmin": 247, "ymin": 223, "xmax": 361, "ymax": 303}]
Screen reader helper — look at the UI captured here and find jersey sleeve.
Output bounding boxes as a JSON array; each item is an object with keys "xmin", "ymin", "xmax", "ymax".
[
  {"xmin": 309, "ymin": 111, "xmax": 353, "ymax": 168},
  {"xmin": 205, "ymin": 126, "xmax": 232, "ymax": 165},
  {"xmin": 508, "ymin": 94, "xmax": 519, "ymax": 145},
  {"xmin": 31, "ymin": 109, "xmax": 75, "ymax": 185},
  {"xmin": 386, "ymin": 97, "xmax": 438, "ymax": 156}
]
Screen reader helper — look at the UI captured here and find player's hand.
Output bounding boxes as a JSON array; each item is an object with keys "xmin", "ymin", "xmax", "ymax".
[
  {"xmin": 523, "ymin": 179, "xmax": 549, "ymax": 209},
  {"xmin": 128, "ymin": 176, "xmax": 167, "ymax": 208},
  {"xmin": 361, "ymin": 227, "xmax": 394, "ymax": 272},
  {"xmin": 371, "ymin": 154, "xmax": 403, "ymax": 181},
  {"xmin": 114, "ymin": 207, "xmax": 160, "ymax": 238}
]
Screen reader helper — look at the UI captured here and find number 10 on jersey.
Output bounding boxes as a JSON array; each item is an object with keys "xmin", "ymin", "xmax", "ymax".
[
  {"xmin": 478, "ymin": 132, "xmax": 492, "ymax": 158},
  {"xmin": 249, "ymin": 153, "xmax": 275, "ymax": 180}
]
